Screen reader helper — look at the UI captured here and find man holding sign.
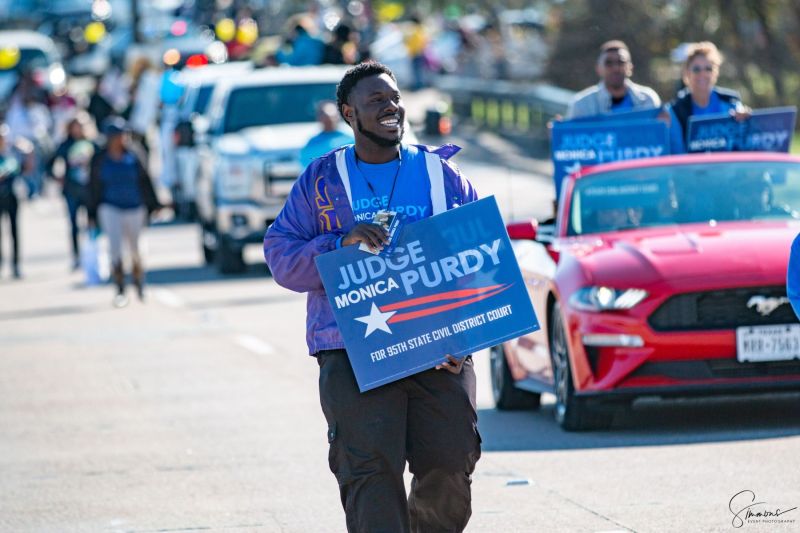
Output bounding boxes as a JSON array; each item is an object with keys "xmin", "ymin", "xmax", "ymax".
[
  {"xmin": 566, "ymin": 40, "xmax": 661, "ymax": 119},
  {"xmin": 264, "ymin": 62, "xmax": 480, "ymax": 533}
]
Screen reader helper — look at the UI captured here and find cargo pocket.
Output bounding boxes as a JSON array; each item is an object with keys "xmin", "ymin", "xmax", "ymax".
[
  {"xmin": 468, "ymin": 423, "xmax": 482, "ymax": 473},
  {"xmin": 326, "ymin": 422, "xmax": 339, "ymax": 476}
]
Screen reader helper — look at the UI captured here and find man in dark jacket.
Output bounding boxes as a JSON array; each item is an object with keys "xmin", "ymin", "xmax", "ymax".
[{"xmin": 264, "ymin": 62, "xmax": 481, "ymax": 533}]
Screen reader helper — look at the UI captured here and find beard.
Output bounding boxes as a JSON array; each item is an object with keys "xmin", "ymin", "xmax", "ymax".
[{"xmin": 356, "ymin": 113, "xmax": 404, "ymax": 148}]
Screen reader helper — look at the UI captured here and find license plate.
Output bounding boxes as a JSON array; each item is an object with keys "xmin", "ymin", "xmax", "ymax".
[{"xmin": 736, "ymin": 324, "xmax": 800, "ymax": 363}]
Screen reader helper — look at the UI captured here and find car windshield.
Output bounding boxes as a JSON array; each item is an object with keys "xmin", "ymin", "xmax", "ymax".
[
  {"xmin": 223, "ymin": 83, "xmax": 337, "ymax": 133},
  {"xmin": 568, "ymin": 161, "xmax": 800, "ymax": 236}
]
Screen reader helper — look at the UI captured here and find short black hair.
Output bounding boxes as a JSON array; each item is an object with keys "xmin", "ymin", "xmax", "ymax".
[{"xmin": 336, "ymin": 61, "xmax": 396, "ymax": 121}]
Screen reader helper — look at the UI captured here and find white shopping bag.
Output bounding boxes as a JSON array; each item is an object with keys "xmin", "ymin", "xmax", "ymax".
[{"xmin": 81, "ymin": 230, "xmax": 108, "ymax": 286}]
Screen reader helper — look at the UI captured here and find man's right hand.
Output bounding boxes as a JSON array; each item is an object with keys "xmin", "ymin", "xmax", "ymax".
[{"xmin": 342, "ymin": 223, "xmax": 388, "ymax": 252}]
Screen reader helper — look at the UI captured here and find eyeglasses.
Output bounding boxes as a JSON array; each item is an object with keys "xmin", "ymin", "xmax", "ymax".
[
  {"xmin": 604, "ymin": 59, "xmax": 629, "ymax": 67},
  {"xmin": 690, "ymin": 65, "xmax": 716, "ymax": 73}
]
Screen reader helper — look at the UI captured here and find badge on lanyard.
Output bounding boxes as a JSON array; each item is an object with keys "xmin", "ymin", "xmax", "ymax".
[{"xmin": 359, "ymin": 209, "xmax": 403, "ymax": 255}]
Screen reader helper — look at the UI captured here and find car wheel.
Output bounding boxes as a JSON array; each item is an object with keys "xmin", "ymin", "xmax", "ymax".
[
  {"xmin": 490, "ymin": 345, "xmax": 541, "ymax": 410},
  {"xmin": 216, "ymin": 237, "xmax": 246, "ymax": 274},
  {"xmin": 550, "ymin": 302, "xmax": 613, "ymax": 431}
]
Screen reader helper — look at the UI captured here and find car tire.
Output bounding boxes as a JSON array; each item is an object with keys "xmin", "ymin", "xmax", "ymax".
[
  {"xmin": 216, "ymin": 237, "xmax": 246, "ymax": 274},
  {"xmin": 490, "ymin": 344, "xmax": 541, "ymax": 410},
  {"xmin": 550, "ymin": 302, "xmax": 613, "ymax": 431}
]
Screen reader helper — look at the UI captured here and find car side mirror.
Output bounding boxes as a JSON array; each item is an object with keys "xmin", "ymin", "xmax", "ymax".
[{"xmin": 506, "ymin": 220, "xmax": 538, "ymax": 240}]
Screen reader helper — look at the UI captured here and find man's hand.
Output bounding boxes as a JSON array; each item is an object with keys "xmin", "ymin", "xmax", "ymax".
[
  {"xmin": 342, "ymin": 223, "xmax": 388, "ymax": 252},
  {"xmin": 436, "ymin": 354, "xmax": 465, "ymax": 374}
]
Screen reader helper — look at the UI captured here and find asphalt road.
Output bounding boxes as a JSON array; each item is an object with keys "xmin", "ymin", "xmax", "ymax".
[{"xmin": 1, "ymin": 144, "xmax": 800, "ymax": 533}]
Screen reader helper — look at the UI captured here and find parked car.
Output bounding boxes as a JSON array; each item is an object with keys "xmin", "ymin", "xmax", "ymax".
[
  {"xmin": 494, "ymin": 152, "xmax": 800, "ymax": 430},
  {"xmin": 0, "ymin": 30, "xmax": 65, "ymax": 103},
  {"xmin": 171, "ymin": 61, "xmax": 254, "ymax": 219},
  {"xmin": 194, "ymin": 65, "xmax": 350, "ymax": 273}
]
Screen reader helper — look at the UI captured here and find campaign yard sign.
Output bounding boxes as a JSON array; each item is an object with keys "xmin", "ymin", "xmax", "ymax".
[
  {"xmin": 551, "ymin": 118, "xmax": 669, "ymax": 200},
  {"xmin": 315, "ymin": 196, "xmax": 539, "ymax": 392},
  {"xmin": 566, "ymin": 107, "xmax": 663, "ymax": 123},
  {"xmin": 687, "ymin": 106, "xmax": 797, "ymax": 153}
]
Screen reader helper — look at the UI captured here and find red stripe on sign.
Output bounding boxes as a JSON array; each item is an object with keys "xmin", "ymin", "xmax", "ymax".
[
  {"xmin": 387, "ymin": 285, "xmax": 512, "ymax": 323},
  {"xmin": 381, "ymin": 284, "xmax": 506, "ymax": 312}
]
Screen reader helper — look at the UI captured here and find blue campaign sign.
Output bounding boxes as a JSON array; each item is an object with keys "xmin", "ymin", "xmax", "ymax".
[
  {"xmin": 567, "ymin": 107, "xmax": 663, "ymax": 123},
  {"xmin": 315, "ymin": 196, "xmax": 539, "ymax": 392},
  {"xmin": 687, "ymin": 106, "xmax": 797, "ymax": 153},
  {"xmin": 551, "ymin": 119, "xmax": 669, "ymax": 200}
]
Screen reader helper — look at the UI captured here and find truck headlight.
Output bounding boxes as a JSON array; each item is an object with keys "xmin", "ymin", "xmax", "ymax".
[{"xmin": 569, "ymin": 287, "xmax": 648, "ymax": 311}]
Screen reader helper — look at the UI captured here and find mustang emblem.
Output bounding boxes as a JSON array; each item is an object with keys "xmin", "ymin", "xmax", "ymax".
[{"xmin": 747, "ymin": 295, "xmax": 790, "ymax": 317}]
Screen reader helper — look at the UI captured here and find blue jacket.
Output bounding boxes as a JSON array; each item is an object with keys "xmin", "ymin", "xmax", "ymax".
[{"xmin": 264, "ymin": 144, "xmax": 478, "ymax": 355}]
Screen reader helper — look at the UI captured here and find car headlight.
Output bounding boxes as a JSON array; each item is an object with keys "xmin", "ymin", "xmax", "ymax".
[{"xmin": 569, "ymin": 287, "xmax": 648, "ymax": 311}]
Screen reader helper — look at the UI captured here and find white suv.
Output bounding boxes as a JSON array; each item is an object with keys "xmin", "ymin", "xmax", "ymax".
[{"xmin": 194, "ymin": 65, "xmax": 350, "ymax": 273}]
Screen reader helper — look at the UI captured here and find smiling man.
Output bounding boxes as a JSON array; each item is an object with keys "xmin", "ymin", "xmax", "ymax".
[
  {"xmin": 263, "ymin": 62, "xmax": 481, "ymax": 533},
  {"xmin": 566, "ymin": 40, "xmax": 661, "ymax": 119}
]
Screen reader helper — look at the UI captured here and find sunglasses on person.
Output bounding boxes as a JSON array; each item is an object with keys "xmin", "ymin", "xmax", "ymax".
[
  {"xmin": 690, "ymin": 65, "xmax": 716, "ymax": 73},
  {"xmin": 604, "ymin": 59, "xmax": 629, "ymax": 67}
]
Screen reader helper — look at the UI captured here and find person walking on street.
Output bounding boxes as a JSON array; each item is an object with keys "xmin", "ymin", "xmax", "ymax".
[
  {"xmin": 47, "ymin": 113, "xmax": 97, "ymax": 270},
  {"xmin": 405, "ymin": 15, "xmax": 429, "ymax": 90},
  {"xmin": 264, "ymin": 62, "xmax": 481, "ymax": 533},
  {"xmin": 5, "ymin": 72, "xmax": 53, "ymax": 198},
  {"xmin": 88, "ymin": 117, "xmax": 161, "ymax": 306},
  {"xmin": 566, "ymin": 40, "xmax": 661, "ymax": 119},
  {"xmin": 667, "ymin": 41, "xmax": 751, "ymax": 154},
  {"xmin": 0, "ymin": 124, "xmax": 29, "ymax": 279}
]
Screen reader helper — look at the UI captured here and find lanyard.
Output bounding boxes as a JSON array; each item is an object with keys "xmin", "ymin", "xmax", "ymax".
[{"xmin": 355, "ymin": 151, "xmax": 402, "ymax": 211}]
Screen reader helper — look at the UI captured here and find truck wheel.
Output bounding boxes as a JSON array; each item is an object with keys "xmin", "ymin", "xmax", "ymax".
[{"xmin": 216, "ymin": 238, "xmax": 245, "ymax": 274}]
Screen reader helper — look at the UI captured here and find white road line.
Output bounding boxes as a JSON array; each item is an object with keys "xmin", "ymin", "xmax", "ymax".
[
  {"xmin": 234, "ymin": 334, "xmax": 275, "ymax": 356},
  {"xmin": 152, "ymin": 288, "xmax": 186, "ymax": 309}
]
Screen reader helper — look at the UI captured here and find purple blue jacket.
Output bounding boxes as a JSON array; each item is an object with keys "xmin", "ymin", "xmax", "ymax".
[{"xmin": 263, "ymin": 143, "xmax": 478, "ymax": 355}]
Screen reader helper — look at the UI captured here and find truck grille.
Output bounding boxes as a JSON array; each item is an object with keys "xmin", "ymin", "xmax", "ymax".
[{"xmin": 648, "ymin": 286, "xmax": 798, "ymax": 331}]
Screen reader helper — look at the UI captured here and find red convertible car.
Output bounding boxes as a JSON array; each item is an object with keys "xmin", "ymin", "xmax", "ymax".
[{"xmin": 493, "ymin": 152, "xmax": 800, "ymax": 430}]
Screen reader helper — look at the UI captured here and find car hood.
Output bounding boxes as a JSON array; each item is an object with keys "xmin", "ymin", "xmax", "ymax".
[
  {"xmin": 566, "ymin": 222, "xmax": 800, "ymax": 288},
  {"xmin": 215, "ymin": 123, "xmax": 322, "ymax": 156}
]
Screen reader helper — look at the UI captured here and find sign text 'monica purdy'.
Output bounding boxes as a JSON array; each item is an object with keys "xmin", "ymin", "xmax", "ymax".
[{"xmin": 335, "ymin": 239, "xmax": 502, "ymax": 308}]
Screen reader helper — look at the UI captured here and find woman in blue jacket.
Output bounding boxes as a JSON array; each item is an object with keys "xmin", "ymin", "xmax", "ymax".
[
  {"xmin": 668, "ymin": 41, "xmax": 751, "ymax": 154},
  {"xmin": 88, "ymin": 118, "xmax": 161, "ymax": 306}
]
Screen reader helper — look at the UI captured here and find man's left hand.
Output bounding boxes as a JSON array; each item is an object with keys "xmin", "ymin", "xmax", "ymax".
[{"xmin": 436, "ymin": 354, "xmax": 465, "ymax": 374}]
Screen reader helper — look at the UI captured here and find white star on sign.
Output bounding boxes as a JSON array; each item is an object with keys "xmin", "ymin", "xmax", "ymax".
[{"xmin": 355, "ymin": 303, "xmax": 397, "ymax": 337}]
